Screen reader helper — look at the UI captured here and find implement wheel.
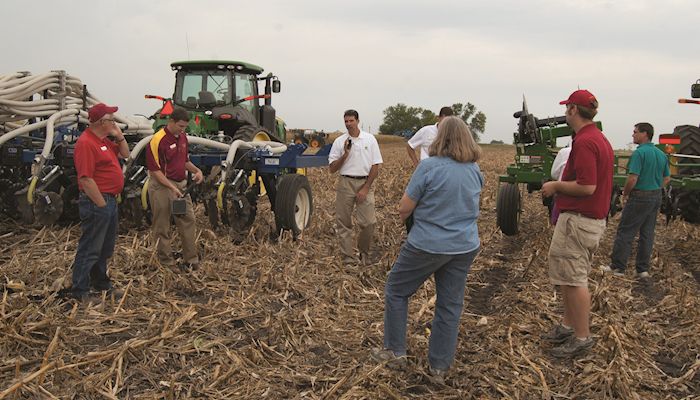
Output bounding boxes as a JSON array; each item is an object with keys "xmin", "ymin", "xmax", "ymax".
[
  {"xmin": 310, "ymin": 135, "xmax": 325, "ymax": 148},
  {"xmin": 497, "ymin": 183, "xmax": 521, "ymax": 236},
  {"xmin": 119, "ymin": 195, "xmax": 145, "ymax": 230},
  {"xmin": 293, "ymin": 134, "xmax": 308, "ymax": 145},
  {"xmin": 33, "ymin": 191, "xmax": 63, "ymax": 226},
  {"xmin": 275, "ymin": 174, "xmax": 313, "ymax": 236},
  {"xmin": 60, "ymin": 182, "xmax": 80, "ymax": 224},
  {"xmin": 205, "ymin": 197, "xmax": 220, "ymax": 228}
]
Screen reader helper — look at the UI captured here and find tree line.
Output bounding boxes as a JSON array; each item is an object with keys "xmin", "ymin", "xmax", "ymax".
[{"xmin": 379, "ymin": 102, "xmax": 487, "ymax": 141}]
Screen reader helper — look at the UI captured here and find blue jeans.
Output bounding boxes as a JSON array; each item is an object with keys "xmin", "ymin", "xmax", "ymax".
[
  {"xmin": 610, "ymin": 190, "xmax": 662, "ymax": 273},
  {"xmin": 71, "ymin": 193, "xmax": 118, "ymax": 295},
  {"xmin": 383, "ymin": 242, "xmax": 479, "ymax": 370}
]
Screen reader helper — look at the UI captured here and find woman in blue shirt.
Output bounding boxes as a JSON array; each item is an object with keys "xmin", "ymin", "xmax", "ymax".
[{"xmin": 372, "ymin": 116, "xmax": 483, "ymax": 381}]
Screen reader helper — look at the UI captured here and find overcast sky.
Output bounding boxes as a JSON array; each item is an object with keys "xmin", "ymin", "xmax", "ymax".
[{"xmin": 2, "ymin": 0, "xmax": 698, "ymax": 148}]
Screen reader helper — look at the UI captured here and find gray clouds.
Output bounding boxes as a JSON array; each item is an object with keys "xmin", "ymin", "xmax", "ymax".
[{"xmin": 2, "ymin": 0, "xmax": 698, "ymax": 148}]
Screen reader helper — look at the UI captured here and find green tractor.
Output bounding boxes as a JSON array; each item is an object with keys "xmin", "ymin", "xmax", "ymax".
[
  {"xmin": 658, "ymin": 80, "xmax": 700, "ymax": 223},
  {"xmin": 146, "ymin": 60, "xmax": 287, "ymax": 142},
  {"xmin": 120, "ymin": 60, "xmax": 297, "ymax": 234},
  {"xmin": 497, "ymin": 83, "xmax": 700, "ymax": 236}
]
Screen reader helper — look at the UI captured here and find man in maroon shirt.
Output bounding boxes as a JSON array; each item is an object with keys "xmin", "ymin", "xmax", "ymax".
[
  {"xmin": 70, "ymin": 103, "xmax": 130, "ymax": 301},
  {"xmin": 540, "ymin": 89, "xmax": 614, "ymax": 358},
  {"xmin": 146, "ymin": 107, "xmax": 203, "ymax": 270}
]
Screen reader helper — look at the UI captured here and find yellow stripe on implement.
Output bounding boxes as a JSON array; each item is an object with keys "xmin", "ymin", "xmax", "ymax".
[
  {"xmin": 27, "ymin": 176, "xmax": 38, "ymax": 204},
  {"xmin": 216, "ymin": 182, "xmax": 226, "ymax": 211},
  {"xmin": 141, "ymin": 178, "xmax": 150, "ymax": 210}
]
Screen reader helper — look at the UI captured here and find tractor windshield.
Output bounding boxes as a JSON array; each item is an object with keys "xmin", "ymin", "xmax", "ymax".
[
  {"xmin": 233, "ymin": 72, "xmax": 256, "ymax": 114},
  {"xmin": 174, "ymin": 70, "xmax": 231, "ymax": 109}
]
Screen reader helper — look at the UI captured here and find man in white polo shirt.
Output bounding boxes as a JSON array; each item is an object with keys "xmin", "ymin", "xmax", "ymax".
[
  {"xmin": 406, "ymin": 106, "xmax": 454, "ymax": 167},
  {"xmin": 329, "ymin": 109, "xmax": 383, "ymax": 265}
]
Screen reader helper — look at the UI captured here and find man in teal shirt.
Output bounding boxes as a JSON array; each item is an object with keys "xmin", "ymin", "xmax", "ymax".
[{"xmin": 603, "ymin": 123, "xmax": 670, "ymax": 278}]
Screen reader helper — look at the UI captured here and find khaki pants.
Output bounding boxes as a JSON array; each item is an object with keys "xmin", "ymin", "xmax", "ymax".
[
  {"xmin": 335, "ymin": 176, "xmax": 376, "ymax": 258},
  {"xmin": 548, "ymin": 212, "xmax": 606, "ymax": 287},
  {"xmin": 148, "ymin": 177, "xmax": 198, "ymax": 265}
]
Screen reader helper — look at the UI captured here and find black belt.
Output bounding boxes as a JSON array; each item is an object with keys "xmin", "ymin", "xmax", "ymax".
[
  {"xmin": 342, "ymin": 175, "xmax": 368, "ymax": 180},
  {"xmin": 80, "ymin": 192, "xmax": 117, "ymax": 198},
  {"xmin": 630, "ymin": 189, "xmax": 661, "ymax": 197}
]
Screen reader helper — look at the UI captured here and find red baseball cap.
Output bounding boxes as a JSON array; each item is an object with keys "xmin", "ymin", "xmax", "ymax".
[
  {"xmin": 88, "ymin": 103, "xmax": 118, "ymax": 123},
  {"xmin": 559, "ymin": 90, "xmax": 597, "ymax": 108}
]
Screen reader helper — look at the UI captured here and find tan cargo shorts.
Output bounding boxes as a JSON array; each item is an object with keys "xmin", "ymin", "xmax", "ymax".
[{"xmin": 548, "ymin": 212, "xmax": 606, "ymax": 287}]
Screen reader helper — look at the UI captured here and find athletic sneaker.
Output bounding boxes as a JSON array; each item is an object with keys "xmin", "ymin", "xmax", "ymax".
[
  {"xmin": 428, "ymin": 367, "xmax": 448, "ymax": 385},
  {"xmin": 600, "ymin": 265, "xmax": 624, "ymax": 276},
  {"xmin": 541, "ymin": 324, "xmax": 574, "ymax": 344},
  {"xmin": 550, "ymin": 336, "xmax": 595, "ymax": 358},
  {"xmin": 370, "ymin": 348, "xmax": 407, "ymax": 369}
]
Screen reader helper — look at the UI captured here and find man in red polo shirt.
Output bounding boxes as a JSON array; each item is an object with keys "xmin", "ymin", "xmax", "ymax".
[
  {"xmin": 540, "ymin": 89, "xmax": 614, "ymax": 358},
  {"xmin": 146, "ymin": 107, "xmax": 203, "ymax": 270},
  {"xmin": 70, "ymin": 103, "xmax": 130, "ymax": 301}
]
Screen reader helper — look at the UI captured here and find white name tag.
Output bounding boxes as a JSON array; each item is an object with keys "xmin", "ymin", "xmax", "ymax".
[
  {"xmin": 170, "ymin": 143, "xmax": 177, "ymax": 149},
  {"xmin": 100, "ymin": 146, "xmax": 108, "ymax": 151}
]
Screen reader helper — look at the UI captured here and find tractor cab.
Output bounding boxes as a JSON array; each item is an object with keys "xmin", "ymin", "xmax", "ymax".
[{"xmin": 149, "ymin": 60, "xmax": 285, "ymax": 142}]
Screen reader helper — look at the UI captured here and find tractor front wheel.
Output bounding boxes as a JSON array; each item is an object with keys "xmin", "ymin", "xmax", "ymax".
[
  {"xmin": 497, "ymin": 183, "xmax": 521, "ymax": 236},
  {"xmin": 275, "ymin": 174, "xmax": 313, "ymax": 236}
]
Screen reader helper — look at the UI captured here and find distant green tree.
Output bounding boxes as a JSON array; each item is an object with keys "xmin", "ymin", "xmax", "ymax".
[
  {"xmin": 451, "ymin": 102, "xmax": 487, "ymax": 141},
  {"xmin": 380, "ymin": 102, "xmax": 487, "ymax": 140},
  {"xmin": 419, "ymin": 109, "xmax": 437, "ymax": 127},
  {"xmin": 379, "ymin": 103, "xmax": 423, "ymax": 135},
  {"xmin": 490, "ymin": 139, "xmax": 504, "ymax": 145}
]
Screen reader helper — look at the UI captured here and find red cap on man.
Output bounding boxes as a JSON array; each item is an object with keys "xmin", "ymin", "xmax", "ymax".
[
  {"xmin": 88, "ymin": 103, "xmax": 119, "ymax": 123},
  {"xmin": 559, "ymin": 90, "xmax": 597, "ymax": 108}
]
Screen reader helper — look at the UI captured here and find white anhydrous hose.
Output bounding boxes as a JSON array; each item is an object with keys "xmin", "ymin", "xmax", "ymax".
[
  {"xmin": 0, "ymin": 71, "xmax": 153, "ymax": 132},
  {"xmin": 0, "ymin": 70, "xmax": 154, "ymax": 206},
  {"xmin": 125, "ymin": 136, "xmax": 287, "ymax": 173}
]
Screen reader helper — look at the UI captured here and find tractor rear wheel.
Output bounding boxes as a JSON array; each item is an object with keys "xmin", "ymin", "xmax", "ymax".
[
  {"xmin": 676, "ymin": 125, "xmax": 700, "ymax": 222},
  {"xmin": 497, "ymin": 183, "xmax": 520, "ymax": 236},
  {"xmin": 678, "ymin": 190, "xmax": 700, "ymax": 223},
  {"xmin": 275, "ymin": 174, "xmax": 313, "ymax": 236},
  {"xmin": 232, "ymin": 125, "xmax": 274, "ymax": 143}
]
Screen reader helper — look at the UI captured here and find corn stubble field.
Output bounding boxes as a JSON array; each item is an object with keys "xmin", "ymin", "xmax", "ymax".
[{"xmin": 1, "ymin": 136, "xmax": 698, "ymax": 399}]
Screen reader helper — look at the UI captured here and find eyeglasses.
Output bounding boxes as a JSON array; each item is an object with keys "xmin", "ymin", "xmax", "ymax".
[{"xmin": 101, "ymin": 118, "xmax": 116, "ymax": 124}]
